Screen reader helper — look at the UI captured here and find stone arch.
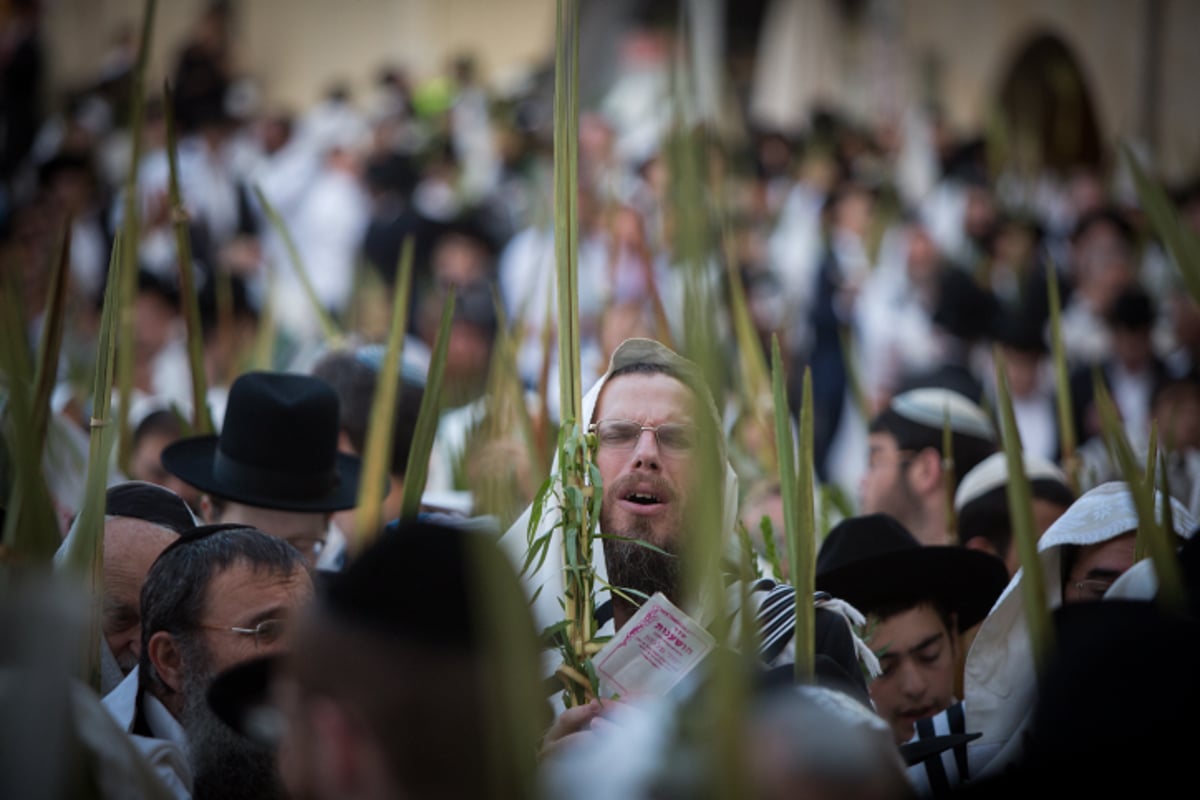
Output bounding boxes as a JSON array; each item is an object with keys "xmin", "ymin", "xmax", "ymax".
[{"xmin": 996, "ymin": 30, "xmax": 1104, "ymax": 173}]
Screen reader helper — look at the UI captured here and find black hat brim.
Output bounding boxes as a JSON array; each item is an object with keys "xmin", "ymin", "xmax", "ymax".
[
  {"xmin": 816, "ymin": 547, "xmax": 1008, "ymax": 632},
  {"xmin": 162, "ymin": 436, "xmax": 364, "ymax": 512}
]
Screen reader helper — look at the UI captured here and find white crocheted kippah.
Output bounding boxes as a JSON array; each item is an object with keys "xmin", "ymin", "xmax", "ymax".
[
  {"xmin": 889, "ymin": 387, "xmax": 995, "ymax": 441},
  {"xmin": 954, "ymin": 451, "xmax": 1070, "ymax": 511}
]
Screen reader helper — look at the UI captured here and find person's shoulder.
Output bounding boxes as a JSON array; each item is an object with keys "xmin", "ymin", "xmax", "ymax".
[{"xmin": 744, "ymin": 580, "xmax": 876, "ymax": 709}]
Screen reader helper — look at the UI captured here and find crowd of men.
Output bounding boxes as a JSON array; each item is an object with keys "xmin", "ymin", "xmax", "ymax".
[{"xmin": 4, "ymin": 2, "xmax": 1200, "ymax": 798}]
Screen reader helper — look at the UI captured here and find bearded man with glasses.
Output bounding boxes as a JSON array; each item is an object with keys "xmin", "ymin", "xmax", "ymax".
[
  {"xmin": 103, "ymin": 524, "xmax": 313, "ymax": 799},
  {"xmin": 588, "ymin": 367, "xmax": 702, "ymax": 627},
  {"xmin": 512, "ymin": 339, "xmax": 880, "ymax": 755}
]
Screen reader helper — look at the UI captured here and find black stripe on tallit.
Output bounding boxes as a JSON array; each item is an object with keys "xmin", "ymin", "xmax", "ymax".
[
  {"xmin": 755, "ymin": 582, "xmax": 798, "ymax": 663},
  {"xmin": 917, "ymin": 716, "xmax": 952, "ymax": 797},
  {"xmin": 595, "ymin": 599, "xmax": 613, "ymax": 628},
  {"xmin": 948, "ymin": 701, "xmax": 969, "ymax": 781}
]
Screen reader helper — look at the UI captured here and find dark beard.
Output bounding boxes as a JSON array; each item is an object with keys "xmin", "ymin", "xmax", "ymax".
[
  {"xmin": 602, "ymin": 522, "xmax": 682, "ymax": 621},
  {"xmin": 179, "ymin": 639, "xmax": 287, "ymax": 800}
]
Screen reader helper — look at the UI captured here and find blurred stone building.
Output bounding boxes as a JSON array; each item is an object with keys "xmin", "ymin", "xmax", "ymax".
[
  {"xmin": 37, "ymin": 0, "xmax": 1200, "ymax": 178},
  {"xmin": 750, "ymin": 0, "xmax": 1199, "ymax": 179}
]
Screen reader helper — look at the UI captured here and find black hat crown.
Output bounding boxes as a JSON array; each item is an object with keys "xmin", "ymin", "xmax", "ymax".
[
  {"xmin": 162, "ymin": 371, "xmax": 362, "ymax": 512},
  {"xmin": 816, "ymin": 514, "xmax": 1008, "ymax": 631}
]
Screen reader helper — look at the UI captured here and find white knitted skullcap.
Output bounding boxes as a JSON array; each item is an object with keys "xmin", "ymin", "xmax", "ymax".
[
  {"xmin": 954, "ymin": 451, "xmax": 1070, "ymax": 511},
  {"xmin": 890, "ymin": 387, "xmax": 995, "ymax": 441}
]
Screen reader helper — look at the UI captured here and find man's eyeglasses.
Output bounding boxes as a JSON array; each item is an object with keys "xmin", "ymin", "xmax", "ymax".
[
  {"xmin": 285, "ymin": 537, "xmax": 326, "ymax": 561},
  {"xmin": 1072, "ymin": 578, "xmax": 1115, "ymax": 601},
  {"xmin": 199, "ymin": 618, "xmax": 287, "ymax": 647},
  {"xmin": 589, "ymin": 419, "xmax": 697, "ymax": 456}
]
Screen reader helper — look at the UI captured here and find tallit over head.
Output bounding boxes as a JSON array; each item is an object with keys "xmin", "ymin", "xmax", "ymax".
[
  {"xmin": 500, "ymin": 338, "xmax": 739, "ymax": 635},
  {"xmin": 962, "ymin": 481, "xmax": 1195, "ymax": 778}
]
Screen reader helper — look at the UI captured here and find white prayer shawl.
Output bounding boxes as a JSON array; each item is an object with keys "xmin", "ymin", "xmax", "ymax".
[
  {"xmin": 99, "ymin": 635, "xmax": 126, "ymax": 697},
  {"xmin": 500, "ymin": 339, "xmax": 739, "ymax": 643},
  {"xmin": 909, "ymin": 481, "xmax": 1195, "ymax": 792},
  {"xmin": 1, "ymin": 670, "xmax": 180, "ymax": 799},
  {"xmin": 102, "ymin": 667, "xmax": 194, "ymax": 798}
]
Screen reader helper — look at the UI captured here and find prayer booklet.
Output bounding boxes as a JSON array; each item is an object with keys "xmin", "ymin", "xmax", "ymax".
[{"xmin": 594, "ymin": 593, "xmax": 716, "ymax": 698}]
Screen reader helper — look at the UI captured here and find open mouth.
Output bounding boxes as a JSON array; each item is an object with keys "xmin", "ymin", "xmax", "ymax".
[
  {"xmin": 898, "ymin": 706, "xmax": 935, "ymax": 722},
  {"xmin": 625, "ymin": 491, "xmax": 663, "ymax": 506}
]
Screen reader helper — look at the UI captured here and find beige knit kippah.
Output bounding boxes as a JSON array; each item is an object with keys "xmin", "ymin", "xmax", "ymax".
[{"xmin": 954, "ymin": 451, "xmax": 1069, "ymax": 511}]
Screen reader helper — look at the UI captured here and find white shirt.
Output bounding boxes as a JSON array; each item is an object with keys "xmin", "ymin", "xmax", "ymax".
[
  {"xmin": 1108, "ymin": 362, "xmax": 1154, "ymax": 451},
  {"xmin": 497, "ymin": 225, "xmax": 609, "ymax": 416},
  {"xmin": 1012, "ymin": 392, "xmax": 1058, "ymax": 461},
  {"xmin": 266, "ymin": 164, "xmax": 369, "ymax": 343}
]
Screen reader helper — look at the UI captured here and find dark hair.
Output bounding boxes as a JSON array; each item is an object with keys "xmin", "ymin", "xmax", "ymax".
[
  {"xmin": 867, "ymin": 596, "xmax": 955, "ymax": 634},
  {"xmin": 1106, "ymin": 286, "xmax": 1155, "ymax": 331},
  {"xmin": 869, "ymin": 408, "xmax": 996, "ymax": 490},
  {"xmin": 820, "ymin": 179, "xmax": 877, "ymax": 227},
  {"xmin": 310, "ymin": 349, "xmax": 425, "ymax": 479},
  {"xmin": 991, "ymin": 309, "xmax": 1048, "ymax": 354},
  {"xmin": 960, "ymin": 480, "xmax": 1075, "ymax": 559},
  {"xmin": 198, "ymin": 273, "xmax": 258, "ymax": 338},
  {"xmin": 1031, "ymin": 478, "xmax": 1077, "ymax": 509},
  {"xmin": 1152, "ymin": 371, "xmax": 1200, "ymax": 411},
  {"xmin": 609, "ymin": 360, "xmax": 676, "ymax": 381},
  {"xmin": 136, "ymin": 269, "xmax": 181, "ymax": 312},
  {"xmin": 1070, "ymin": 206, "xmax": 1135, "ymax": 248},
  {"xmin": 133, "ymin": 408, "xmax": 184, "ymax": 449},
  {"xmin": 106, "ymin": 482, "xmax": 196, "ymax": 534},
  {"xmin": 138, "ymin": 525, "xmax": 305, "ymax": 694},
  {"xmin": 37, "ymin": 151, "xmax": 96, "ymax": 191},
  {"xmin": 957, "ymin": 488, "xmax": 1015, "ymax": 558},
  {"xmin": 932, "ymin": 268, "xmax": 1001, "ymax": 343}
]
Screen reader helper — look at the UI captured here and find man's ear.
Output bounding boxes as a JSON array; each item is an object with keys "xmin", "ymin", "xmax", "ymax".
[
  {"xmin": 200, "ymin": 494, "xmax": 217, "ymax": 523},
  {"xmin": 909, "ymin": 447, "xmax": 943, "ymax": 494},
  {"xmin": 147, "ymin": 631, "xmax": 185, "ymax": 694},
  {"xmin": 962, "ymin": 535, "xmax": 1000, "ymax": 560},
  {"xmin": 336, "ymin": 430, "xmax": 360, "ymax": 458}
]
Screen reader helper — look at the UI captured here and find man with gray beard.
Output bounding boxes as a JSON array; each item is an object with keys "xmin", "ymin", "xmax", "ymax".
[{"xmin": 104, "ymin": 524, "xmax": 313, "ymax": 798}]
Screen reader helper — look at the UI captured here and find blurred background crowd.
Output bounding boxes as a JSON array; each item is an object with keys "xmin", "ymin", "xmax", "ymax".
[{"xmin": 4, "ymin": 0, "xmax": 1200, "ymax": 532}]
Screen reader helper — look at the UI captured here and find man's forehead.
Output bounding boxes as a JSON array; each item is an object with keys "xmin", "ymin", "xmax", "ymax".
[
  {"xmin": 222, "ymin": 502, "xmax": 329, "ymax": 538},
  {"xmin": 594, "ymin": 371, "xmax": 698, "ymax": 420},
  {"xmin": 1076, "ymin": 531, "xmax": 1137, "ymax": 566},
  {"xmin": 867, "ymin": 432, "xmax": 899, "ymax": 451},
  {"xmin": 207, "ymin": 559, "xmax": 313, "ymax": 602},
  {"xmin": 103, "ymin": 516, "xmax": 180, "ymax": 553}
]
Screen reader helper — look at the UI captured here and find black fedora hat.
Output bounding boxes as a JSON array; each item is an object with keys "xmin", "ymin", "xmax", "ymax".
[
  {"xmin": 162, "ymin": 371, "xmax": 363, "ymax": 512},
  {"xmin": 815, "ymin": 514, "xmax": 1008, "ymax": 631}
]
